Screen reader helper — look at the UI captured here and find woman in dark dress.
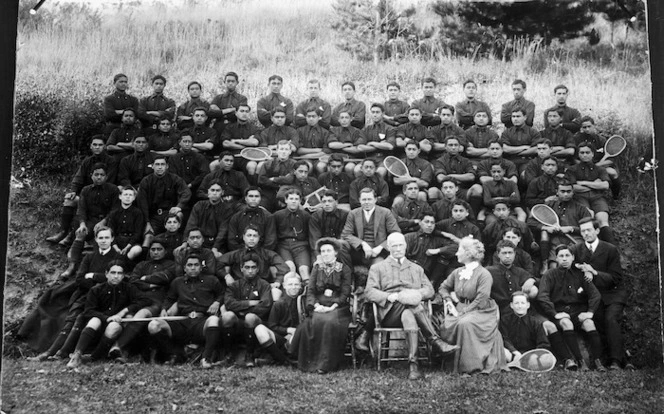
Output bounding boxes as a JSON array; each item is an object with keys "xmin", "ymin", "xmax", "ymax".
[{"xmin": 291, "ymin": 238, "xmax": 352, "ymax": 373}]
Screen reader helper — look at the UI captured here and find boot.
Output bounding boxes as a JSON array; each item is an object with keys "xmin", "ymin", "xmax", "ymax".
[
  {"xmin": 406, "ymin": 330, "xmax": 421, "ymax": 380},
  {"xmin": 413, "ymin": 309, "xmax": 458, "ymax": 356},
  {"xmin": 354, "ymin": 327, "xmax": 371, "ymax": 353},
  {"xmin": 59, "ymin": 231, "xmax": 75, "ymax": 247},
  {"xmin": 46, "ymin": 231, "xmax": 67, "ymax": 244},
  {"xmin": 59, "ymin": 262, "xmax": 76, "ymax": 280},
  {"xmin": 262, "ymin": 339, "xmax": 288, "ymax": 365},
  {"xmin": 66, "ymin": 351, "xmax": 82, "ymax": 368}
]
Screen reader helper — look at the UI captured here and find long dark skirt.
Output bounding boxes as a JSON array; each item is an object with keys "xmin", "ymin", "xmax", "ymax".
[{"xmin": 291, "ymin": 307, "xmax": 351, "ymax": 372}]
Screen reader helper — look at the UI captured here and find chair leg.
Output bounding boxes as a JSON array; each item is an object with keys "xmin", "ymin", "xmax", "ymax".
[{"xmin": 349, "ymin": 330, "xmax": 357, "ymax": 369}]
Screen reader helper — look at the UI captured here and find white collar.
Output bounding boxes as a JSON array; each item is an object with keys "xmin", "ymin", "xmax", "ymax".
[
  {"xmin": 363, "ymin": 207, "xmax": 376, "ymax": 220},
  {"xmin": 99, "ymin": 247, "xmax": 112, "ymax": 255},
  {"xmin": 586, "ymin": 238, "xmax": 600, "ymax": 252},
  {"xmin": 459, "ymin": 261, "xmax": 480, "ymax": 280}
]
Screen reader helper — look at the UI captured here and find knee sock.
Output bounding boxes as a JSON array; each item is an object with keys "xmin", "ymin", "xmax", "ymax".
[
  {"xmin": 90, "ymin": 335, "xmax": 115, "ymax": 361},
  {"xmin": 610, "ymin": 176, "xmax": 621, "ymax": 199},
  {"xmin": 58, "ymin": 323, "xmax": 83, "ymax": 356},
  {"xmin": 562, "ymin": 331, "xmax": 583, "ymax": 363},
  {"xmin": 75, "ymin": 327, "xmax": 99, "ymax": 354},
  {"xmin": 540, "ymin": 239, "xmax": 550, "ymax": 265},
  {"xmin": 69, "ymin": 240, "xmax": 85, "ymax": 266},
  {"xmin": 262, "ymin": 338, "xmax": 288, "ymax": 364},
  {"xmin": 244, "ymin": 328, "xmax": 257, "ymax": 356},
  {"xmin": 115, "ymin": 322, "xmax": 147, "ymax": 350},
  {"xmin": 46, "ymin": 331, "xmax": 69, "ymax": 356},
  {"xmin": 587, "ymin": 331, "xmax": 604, "ymax": 361},
  {"xmin": 152, "ymin": 330, "xmax": 179, "ymax": 357},
  {"xmin": 220, "ymin": 327, "xmax": 235, "ymax": 352},
  {"xmin": 599, "ymin": 226, "xmax": 617, "ymax": 246},
  {"xmin": 548, "ymin": 331, "xmax": 573, "ymax": 361},
  {"xmin": 203, "ymin": 326, "xmax": 221, "ymax": 360}
]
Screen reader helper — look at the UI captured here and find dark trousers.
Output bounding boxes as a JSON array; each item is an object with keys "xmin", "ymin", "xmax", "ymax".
[{"xmin": 593, "ymin": 301, "xmax": 626, "ymax": 364}]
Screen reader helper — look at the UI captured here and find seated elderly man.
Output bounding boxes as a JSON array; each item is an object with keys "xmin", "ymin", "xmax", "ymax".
[{"xmin": 361, "ymin": 233, "xmax": 458, "ymax": 380}]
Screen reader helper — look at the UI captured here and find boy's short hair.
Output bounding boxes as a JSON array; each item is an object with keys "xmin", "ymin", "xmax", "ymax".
[
  {"xmin": 322, "ymin": 189, "xmax": 338, "ymax": 200},
  {"xmin": 546, "ymin": 107, "xmax": 564, "ymax": 118},
  {"xmin": 496, "ymin": 239, "xmax": 516, "ymax": 252},
  {"xmin": 276, "ymin": 139, "xmax": 291, "ymax": 148},
  {"xmin": 553, "ymin": 84, "xmax": 568, "ymax": 93},
  {"xmin": 577, "ymin": 141, "xmax": 596, "ymax": 153},
  {"xmin": 511, "ymin": 106, "xmax": 527, "ymax": 116},
  {"xmin": 186, "ymin": 253, "xmax": 202, "ymax": 264},
  {"xmin": 95, "ymin": 226, "xmax": 113, "ymax": 238},
  {"xmin": 150, "ymin": 236, "xmax": 167, "ymax": 248},
  {"xmin": 219, "ymin": 151, "xmax": 234, "ymax": 160},
  {"xmin": 152, "ymin": 75, "xmax": 167, "ymax": 84},
  {"xmin": 487, "ymin": 138, "xmax": 502, "ymax": 147},
  {"xmin": 90, "ymin": 134, "xmax": 105, "ymax": 145},
  {"xmin": 165, "ymin": 213, "xmax": 182, "ymax": 224},
  {"xmin": 132, "ymin": 135, "xmax": 147, "ymax": 142},
  {"xmin": 122, "ymin": 108, "xmax": 136, "ymax": 116},
  {"xmin": 489, "ymin": 160, "xmax": 506, "ymax": 170},
  {"xmin": 438, "ymin": 104, "xmax": 455, "ymax": 114},
  {"xmin": 407, "ymin": 106, "xmax": 422, "ymax": 115},
  {"xmin": 444, "ymin": 136, "xmax": 461, "ymax": 145},
  {"xmin": 193, "ymin": 107, "xmax": 208, "ymax": 116},
  {"xmin": 158, "ymin": 115, "xmax": 172, "ymax": 123},
  {"xmin": 243, "ymin": 224, "xmax": 262, "ymax": 237},
  {"xmin": 359, "ymin": 187, "xmax": 377, "ymax": 197},
  {"xmin": 511, "ymin": 291, "xmax": 529, "ymax": 301},
  {"xmin": 537, "ymin": 139, "xmax": 553, "ymax": 147},
  {"xmin": 271, "ymin": 107, "xmax": 287, "ymax": 116},
  {"xmin": 284, "ymin": 188, "xmax": 302, "ymax": 199},
  {"xmin": 328, "ymin": 153, "xmax": 345, "ymax": 164},
  {"xmin": 225, "ymin": 71, "xmax": 239, "ymax": 81},
  {"xmin": 187, "ymin": 81, "xmax": 202, "ymax": 90},
  {"xmin": 441, "ymin": 177, "xmax": 459, "ymax": 187},
  {"xmin": 405, "ymin": 139, "xmax": 420, "ymax": 149},
  {"xmin": 105, "ymin": 259, "xmax": 125, "ymax": 272},
  {"xmin": 541, "ymin": 155, "xmax": 558, "ymax": 165},
  {"xmin": 451, "ymin": 199, "xmax": 470, "ymax": 211},
  {"xmin": 305, "ymin": 106, "xmax": 322, "ymax": 116},
  {"xmin": 361, "ymin": 158, "xmax": 376, "ymax": 167},
  {"xmin": 473, "ymin": 109, "xmax": 489, "ymax": 117},
  {"xmin": 579, "ymin": 115, "xmax": 595, "ymax": 125},
  {"xmin": 91, "ymin": 162, "xmax": 108, "ymax": 174},
  {"xmin": 283, "ymin": 271, "xmax": 301, "ymax": 285},
  {"xmin": 342, "ymin": 81, "xmax": 356, "ymax": 90},
  {"xmin": 268, "ymin": 75, "xmax": 283, "ymax": 83},
  {"xmin": 512, "ymin": 79, "xmax": 527, "ymax": 89},
  {"xmin": 386, "ymin": 82, "xmax": 401, "ymax": 90},
  {"xmin": 293, "ymin": 160, "xmax": 309, "ymax": 171},
  {"xmin": 557, "ymin": 177, "xmax": 573, "ymax": 187},
  {"xmin": 244, "ymin": 186, "xmax": 262, "ymax": 197},
  {"xmin": 207, "ymin": 179, "xmax": 223, "ymax": 189},
  {"xmin": 113, "ymin": 73, "xmax": 127, "ymax": 83},
  {"xmin": 554, "ymin": 244, "xmax": 572, "ymax": 256},
  {"xmin": 402, "ymin": 181, "xmax": 419, "ymax": 191},
  {"xmin": 502, "ymin": 226, "xmax": 522, "ymax": 238},
  {"xmin": 187, "ymin": 227, "xmax": 203, "ymax": 237},
  {"xmin": 307, "ymin": 79, "xmax": 320, "ymax": 87},
  {"xmin": 121, "ymin": 186, "xmax": 137, "ymax": 195},
  {"xmin": 371, "ymin": 102, "xmax": 385, "ymax": 112},
  {"xmin": 422, "ymin": 77, "xmax": 437, "ymax": 86},
  {"xmin": 463, "ymin": 79, "xmax": 476, "ymax": 88},
  {"xmin": 493, "ymin": 201, "xmax": 511, "ymax": 210},
  {"xmin": 153, "ymin": 154, "xmax": 168, "ymax": 163}
]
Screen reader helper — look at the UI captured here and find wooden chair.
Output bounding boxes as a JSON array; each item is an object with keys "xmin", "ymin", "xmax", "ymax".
[{"xmin": 370, "ymin": 301, "xmax": 433, "ymax": 370}]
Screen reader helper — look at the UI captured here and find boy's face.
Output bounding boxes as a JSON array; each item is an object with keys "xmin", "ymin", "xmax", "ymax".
[
  {"xmin": 236, "ymin": 106, "xmax": 250, "ymax": 122},
  {"xmin": 286, "ymin": 194, "xmax": 301, "ymax": 210},
  {"xmin": 184, "ymin": 258, "xmax": 202, "ymax": 278},
  {"xmin": 106, "ymin": 265, "xmax": 125, "ymax": 286},
  {"xmin": 115, "ymin": 77, "xmax": 128, "ymax": 91},
  {"xmin": 578, "ymin": 146, "xmax": 594, "ymax": 163},
  {"xmin": 152, "ymin": 79, "xmax": 165, "ymax": 94},
  {"xmin": 283, "ymin": 277, "xmax": 302, "ymax": 298},
  {"xmin": 193, "ymin": 110, "xmax": 207, "ymax": 126},
  {"xmin": 220, "ymin": 155, "xmax": 234, "ymax": 171},
  {"xmin": 555, "ymin": 88, "xmax": 568, "ymax": 105},
  {"xmin": 360, "ymin": 192, "xmax": 377, "ymax": 211},
  {"xmin": 208, "ymin": 184, "xmax": 223, "ymax": 202},
  {"xmin": 474, "ymin": 112, "xmax": 489, "ymax": 126},
  {"xmin": 441, "ymin": 181, "xmax": 457, "ymax": 199},
  {"xmin": 420, "ymin": 216, "xmax": 435, "ymax": 233},
  {"xmin": 422, "ymin": 82, "xmax": 435, "ymax": 97},
  {"xmin": 95, "ymin": 229, "xmax": 114, "ymax": 250},
  {"xmin": 555, "ymin": 248, "xmax": 574, "ymax": 269},
  {"xmin": 440, "ymin": 109, "xmax": 454, "ymax": 125},
  {"xmin": 547, "ymin": 111, "xmax": 562, "ymax": 127},
  {"xmin": 307, "ymin": 83, "xmax": 320, "ymax": 98},
  {"xmin": 327, "ymin": 161, "xmax": 343, "ymax": 176},
  {"xmin": 188, "ymin": 84, "xmax": 201, "ymax": 98},
  {"xmin": 91, "ymin": 168, "xmax": 107, "ymax": 186},
  {"xmin": 225, "ymin": 76, "xmax": 238, "ymax": 91},
  {"xmin": 404, "ymin": 183, "xmax": 419, "ymax": 200},
  {"xmin": 179, "ymin": 135, "xmax": 193, "ymax": 152},
  {"xmin": 463, "ymin": 82, "xmax": 477, "ymax": 99},
  {"xmin": 498, "ymin": 246, "xmax": 515, "ymax": 267},
  {"xmin": 119, "ymin": 189, "xmax": 136, "ymax": 206},
  {"xmin": 339, "ymin": 112, "xmax": 352, "ymax": 128},
  {"xmin": 268, "ymin": 79, "xmax": 282, "ymax": 94},
  {"xmin": 158, "ymin": 119, "xmax": 173, "ymax": 133},
  {"xmin": 276, "ymin": 144, "xmax": 292, "ymax": 160},
  {"xmin": 491, "ymin": 165, "xmax": 506, "ymax": 181},
  {"xmin": 510, "ymin": 295, "xmax": 530, "ymax": 316},
  {"xmin": 306, "ymin": 111, "xmax": 320, "ymax": 127},
  {"xmin": 243, "ymin": 229, "xmax": 260, "ymax": 248},
  {"xmin": 187, "ymin": 230, "xmax": 204, "ymax": 249},
  {"xmin": 557, "ymin": 184, "xmax": 574, "ymax": 202},
  {"xmin": 165, "ymin": 217, "xmax": 181, "ymax": 233},
  {"xmin": 387, "ymin": 86, "xmax": 399, "ymax": 100},
  {"xmin": 370, "ymin": 107, "xmax": 383, "ymax": 123},
  {"xmin": 90, "ymin": 139, "xmax": 105, "ymax": 155},
  {"xmin": 321, "ymin": 195, "xmax": 337, "ymax": 213},
  {"xmin": 272, "ymin": 112, "xmax": 287, "ymax": 127},
  {"xmin": 153, "ymin": 159, "xmax": 168, "ymax": 176},
  {"xmin": 241, "ymin": 260, "xmax": 259, "ymax": 281},
  {"xmin": 451, "ymin": 205, "xmax": 469, "ymax": 221},
  {"xmin": 122, "ymin": 111, "xmax": 136, "ymax": 125},
  {"xmin": 537, "ymin": 143, "xmax": 552, "ymax": 158},
  {"xmin": 245, "ymin": 190, "xmax": 261, "ymax": 207},
  {"xmin": 511, "ymin": 111, "xmax": 526, "ymax": 127},
  {"xmin": 488, "ymin": 143, "xmax": 503, "ymax": 158},
  {"xmin": 493, "ymin": 203, "xmax": 510, "ymax": 220},
  {"xmin": 294, "ymin": 165, "xmax": 309, "ymax": 181},
  {"xmin": 541, "ymin": 159, "xmax": 558, "ymax": 176},
  {"xmin": 405, "ymin": 144, "xmax": 420, "ymax": 160},
  {"xmin": 361, "ymin": 161, "xmax": 376, "ymax": 177},
  {"xmin": 342, "ymin": 84, "xmax": 355, "ymax": 100},
  {"xmin": 408, "ymin": 110, "xmax": 422, "ymax": 124},
  {"xmin": 133, "ymin": 137, "xmax": 148, "ymax": 153},
  {"xmin": 149, "ymin": 243, "xmax": 166, "ymax": 260},
  {"xmin": 512, "ymin": 83, "xmax": 525, "ymax": 99},
  {"xmin": 503, "ymin": 231, "xmax": 521, "ymax": 246},
  {"xmin": 580, "ymin": 121, "xmax": 596, "ymax": 134},
  {"xmin": 445, "ymin": 139, "xmax": 460, "ymax": 155}
]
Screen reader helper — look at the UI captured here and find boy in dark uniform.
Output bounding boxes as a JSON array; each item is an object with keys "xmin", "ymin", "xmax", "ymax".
[
  {"xmin": 500, "ymin": 107, "xmax": 541, "ymax": 174},
  {"xmin": 392, "ymin": 182, "xmax": 434, "ymax": 233},
  {"xmin": 464, "ymin": 110, "xmax": 499, "ymax": 163},
  {"xmin": 103, "ymin": 186, "xmax": 144, "ymax": 263},
  {"xmin": 259, "ymin": 108, "xmax": 298, "ymax": 152},
  {"xmin": 218, "ymin": 103, "xmax": 261, "ymax": 177},
  {"xmin": 395, "ymin": 107, "xmax": 434, "ymax": 157},
  {"xmin": 273, "ymin": 189, "xmax": 312, "ymax": 282},
  {"xmin": 256, "ymin": 75, "xmax": 294, "ymax": 128},
  {"xmin": 138, "ymin": 75, "xmax": 176, "ymax": 136},
  {"xmin": 429, "ymin": 105, "xmax": 465, "ymax": 160},
  {"xmin": 382, "ymin": 82, "xmax": 409, "ymax": 126},
  {"xmin": 103, "ymin": 73, "xmax": 139, "ymax": 138},
  {"xmin": 175, "ymin": 81, "xmax": 210, "ymax": 131},
  {"xmin": 186, "ymin": 181, "xmax": 235, "ymax": 258},
  {"xmin": 329, "ymin": 110, "xmax": 366, "ymax": 177},
  {"xmin": 168, "ymin": 134, "xmax": 210, "ymax": 195},
  {"xmin": 294, "ymin": 107, "xmax": 333, "ymax": 174},
  {"xmin": 500, "ymin": 79, "xmax": 535, "ymax": 128},
  {"xmin": 182, "ymin": 107, "xmax": 217, "ymax": 161},
  {"xmin": 317, "ymin": 155, "xmax": 352, "ymax": 210},
  {"xmin": 209, "ymin": 71, "xmax": 248, "ymax": 135},
  {"xmin": 117, "ymin": 135, "xmax": 155, "ymax": 190},
  {"xmin": 411, "ymin": 77, "xmax": 446, "ymax": 127},
  {"xmin": 294, "ymin": 79, "xmax": 332, "ymax": 129},
  {"xmin": 106, "ymin": 108, "xmax": 143, "ymax": 161},
  {"xmin": 227, "ymin": 187, "xmax": 277, "ymax": 251},
  {"xmin": 197, "ymin": 151, "xmax": 249, "ymax": 203},
  {"xmin": 148, "ymin": 117, "xmax": 178, "ymax": 158},
  {"xmin": 542, "ymin": 84, "xmax": 581, "ymax": 133},
  {"xmin": 257, "ymin": 140, "xmax": 296, "ymax": 211},
  {"xmin": 540, "ymin": 109, "xmax": 575, "ymax": 164},
  {"xmin": 330, "ymin": 81, "xmax": 366, "ymax": 129},
  {"xmin": 430, "ymin": 136, "xmax": 481, "ymax": 209},
  {"xmin": 455, "ymin": 80, "xmax": 492, "ymax": 130},
  {"xmin": 361, "ymin": 103, "xmax": 396, "ymax": 178},
  {"xmin": 349, "ymin": 159, "xmax": 390, "ymax": 209}
]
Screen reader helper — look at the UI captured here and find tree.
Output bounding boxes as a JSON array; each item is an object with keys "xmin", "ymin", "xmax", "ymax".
[{"xmin": 590, "ymin": 0, "xmax": 646, "ymax": 43}]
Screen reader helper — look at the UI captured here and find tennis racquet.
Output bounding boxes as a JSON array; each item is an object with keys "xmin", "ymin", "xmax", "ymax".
[
  {"xmin": 303, "ymin": 186, "xmax": 328, "ymax": 211},
  {"xmin": 507, "ymin": 348, "xmax": 557, "ymax": 372},
  {"xmin": 598, "ymin": 135, "xmax": 626, "ymax": 164},
  {"xmin": 238, "ymin": 147, "xmax": 272, "ymax": 161},
  {"xmin": 120, "ymin": 315, "xmax": 192, "ymax": 323},
  {"xmin": 294, "ymin": 153, "xmax": 364, "ymax": 163},
  {"xmin": 383, "ymin": 156, "xmax": 411, "ymax": 178},
  {"xmin": 531, "ymin": 204, "xmax": 577, "ymax": 243}
]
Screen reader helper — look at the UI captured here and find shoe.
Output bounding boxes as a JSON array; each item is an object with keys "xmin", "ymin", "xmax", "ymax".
[
  {"xmin": 316, "ymin": 369, "xmax": 327, "ymax": 375},
  {"xmin": 27, "ymin": 352, "xmax": 51, "ymax": 362},
  {"xmin": 244, "ymin": 353, "xmax": 255, "ymax": 368},
  {"xmin": 60, "ymin": 263, "xmax": 76, "ymax": 280},
  {"xmin": 200, "ymin": 358, "xmax": 212, "ymax": 369},
  {"xmin": 49, "ymin": 351, "xmax": 66, "ymax": 361},
  {"xmin": 59, "ymin": 232, "xmax": 75, "ymax": 247},
  {"xmin": 579, "ymin": 360, "xmax": 590, "ymax": 372},
  {"xmin": 354, "ymin": 330, "xmax": 371, "ymax": 353},
  {"xmin": 164, "ymin": 354, "xmax": 181, "ymax": 366},
  {"xmin": 108, "ymin": 346, "xmax": 122, "ymax": 360},
  {"xmin": 46, "ymin": 231, "xmax": 67, "ymax": 244},
  {"xmin": 81, "ymin": 354, "xmax": 93, "ymax": 364},
  {"xmin": 609, "ymin": 361, "xmax": 622, "ymax": 370},
  {"xmin": 408, "ymin": 362, "xmax": 422, "ymax": 380},
  {"xmin": 594, "ymin": 359, "xmax": 607, "ymax": 372},
  {"xmin": 624, "ymin": 362, "xmax": 636, "ymax": 370},
  {"xmin": 431, "ymin": 339, "xmax": 458, "ymax": 356},
  {"xmin": 564, "ymin": 359, "xmax": 578, "ymax": 371},
  {"xmin": 66, "ymin": 351, "xmax": 82, "ymax": 368}
]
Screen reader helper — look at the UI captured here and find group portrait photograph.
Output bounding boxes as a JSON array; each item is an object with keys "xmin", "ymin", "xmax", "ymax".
[{"xmin": 0, "ymin": 0, "xmax": 663, "ymax": 412}]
